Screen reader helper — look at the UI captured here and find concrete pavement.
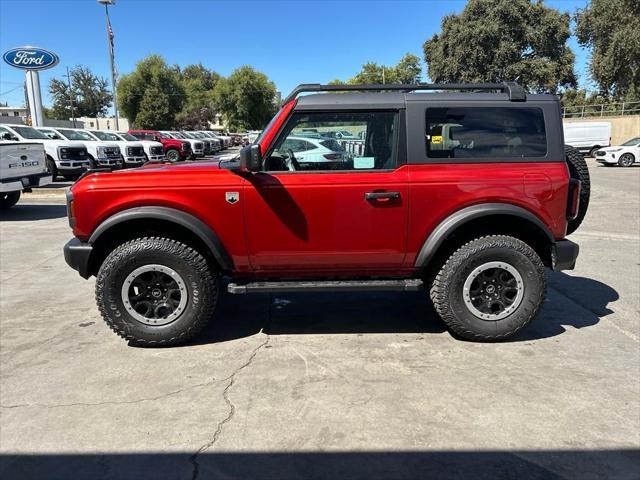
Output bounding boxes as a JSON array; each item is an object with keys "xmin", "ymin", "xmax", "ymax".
[{"xmin": 0, "ymin": 162, "xmax": 638, "ymax": 479}]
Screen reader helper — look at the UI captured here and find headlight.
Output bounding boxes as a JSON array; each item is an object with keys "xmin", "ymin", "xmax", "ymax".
[
  {"xmin": 60, "ymin": 148, "xmax": 68, "ymax": 153},
  {"xmin": 96, "ymin": 146, "xmax": 106, "ymax": 155}
]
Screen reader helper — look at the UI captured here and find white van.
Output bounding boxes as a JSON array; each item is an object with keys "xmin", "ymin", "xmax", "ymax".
[{"xmin": 563, "ymin": 122, "xmax": 611, "ymax": 157}]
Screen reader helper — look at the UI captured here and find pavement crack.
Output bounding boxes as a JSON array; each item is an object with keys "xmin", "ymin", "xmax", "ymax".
[
  {"xmin": 189, "ymin": 335, "xmax": 270, "ymax": 480},
  {"xmin": 0, "ymin": 378, "xmax": 219, "ymax": 410}
]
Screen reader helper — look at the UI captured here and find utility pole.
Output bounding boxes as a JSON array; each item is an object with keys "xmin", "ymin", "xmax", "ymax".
[
  {"xmin": 98, "ymin": 0, "xmax": 119, "ymax": 130},
  {"xmin": 65, "ymin": 66, "xmax": 77, "ymax": 127}
]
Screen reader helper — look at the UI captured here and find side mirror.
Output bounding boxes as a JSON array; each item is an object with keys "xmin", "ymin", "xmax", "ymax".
[
  {"xmin": 239, "ymin": 144, "xmax": 262, "ymax": 172},
  {"xmin": 1, "ymin": 132, "xmax": 14, "ymax": 141},
  {"xmin": 154, "ymin": 136, "xmax": 162, "ymax": 142}
]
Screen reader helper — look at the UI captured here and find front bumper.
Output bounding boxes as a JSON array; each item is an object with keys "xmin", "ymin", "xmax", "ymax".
[
  {"xmin": 123, "ymin": 156, "xmax": 147, "ymax": 167},
  {"xmin": 0, "ymin": 172, "xmax": 53, "ymax": 192},
  {"xmin": 552, "ymin": 239, "xmax": 579, "ymax": 271},
  {"xmin": 595, "ymin": 152, "xmax": 617, "ymax": 164},
  {"xmin": 95, "ymin": 157, "xmax": 123, "ymax": 168},
  {"xmin": 63, "ymin": 238, "xmax": 93, "ymax": 279}
]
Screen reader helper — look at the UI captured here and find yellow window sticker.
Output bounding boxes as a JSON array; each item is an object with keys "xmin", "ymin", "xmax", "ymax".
[{"xmin": 431, "ymin": 135, "xmax": 443, "ymax": 144}]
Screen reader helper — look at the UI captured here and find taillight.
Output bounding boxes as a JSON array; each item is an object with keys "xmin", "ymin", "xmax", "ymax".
[
  {"xmin": 567, "ymin": 178, "xmax": 581, "ymax": 220},
  {"xmin": 323, "ymin": 153, "xmax": 343, "ymax": 160}
]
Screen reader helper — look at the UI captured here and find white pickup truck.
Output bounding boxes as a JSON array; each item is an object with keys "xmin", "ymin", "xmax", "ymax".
[
  {"xmin": 0, "ymin": 142, "xmax": 52, "ymax": 209},
  {"xmin": 0, "ymin": 124, "xmax": 89, "ymax": 180},
  {"xmin": 88, "ymin": 130, "xmax": 147, "ymax": 167},
  {"xmin": 36, "ymin": 127, "xmax": 123, "ymax": 170}
]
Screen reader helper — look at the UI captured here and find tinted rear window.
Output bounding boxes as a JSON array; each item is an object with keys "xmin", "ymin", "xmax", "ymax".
[{"xmin": 426, "ymin": 107, "xmax": 547, "ymax": 159}]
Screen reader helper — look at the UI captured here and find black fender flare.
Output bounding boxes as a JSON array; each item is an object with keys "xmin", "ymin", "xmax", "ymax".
[
  {"xmin": 414, "ymin": 203, "xmax": 554, "ymax": 268},
  {"xmin": 89, "ymin": 206, "xmax": 233, "ymax": 270}
]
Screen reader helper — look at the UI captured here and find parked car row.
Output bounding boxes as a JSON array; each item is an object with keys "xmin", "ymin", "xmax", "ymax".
[{"xmin": 0, "ymin": 124, "xmax": 234, "ymax": 180}]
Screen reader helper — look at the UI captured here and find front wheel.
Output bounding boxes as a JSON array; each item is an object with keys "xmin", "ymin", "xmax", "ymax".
[
  {"xmin": 430, "ymin": 235, "xmax": 546, "ymax": 341},
  {"xmin": 166, "ymin": 149, "xmax": 180, "ymax": 162},
  {"xmin": 95, "ymin": 237, "xmax": 218, "ymax": 347},
  {"xmin": 1, "ymin": 191, "xmax": 20, "ymax": 209},
  {"xmin": 618, "ymin": 153, "xmax": 635, "ymax": 167}
]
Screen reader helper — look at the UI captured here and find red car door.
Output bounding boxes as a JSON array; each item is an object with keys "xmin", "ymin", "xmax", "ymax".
[{"xmin": 243, "ymin": 110, "xmax": 408, "ymax": 273}]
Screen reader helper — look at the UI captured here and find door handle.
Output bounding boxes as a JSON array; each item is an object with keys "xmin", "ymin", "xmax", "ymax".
[{"xmin": 364, "ymin": 191, "xmax": 401, "ymax": 201}]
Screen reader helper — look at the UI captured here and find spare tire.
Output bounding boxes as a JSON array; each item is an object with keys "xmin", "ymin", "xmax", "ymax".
[{"xmin": 565, "ymin": 145, "xmax": 590, "ymax": 235}]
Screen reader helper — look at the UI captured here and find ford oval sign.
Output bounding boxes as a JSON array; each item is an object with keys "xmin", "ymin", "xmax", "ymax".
[{"xmin": 3, "ymin": 47, "xmax": 59, "ymax": 71}]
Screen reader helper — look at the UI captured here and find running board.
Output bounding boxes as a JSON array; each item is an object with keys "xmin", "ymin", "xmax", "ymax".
[{"xmin": 227, "ymin": 279, "xmax": 423, "ymax": 294}]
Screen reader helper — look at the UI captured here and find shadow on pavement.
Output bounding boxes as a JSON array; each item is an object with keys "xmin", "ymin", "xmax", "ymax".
[
  {"xmin": 189, "ymin": 272, "xmax": 618, "ymax": 346},
  {"xmin": 1, "ymin": 449, "xmax": 638, "ymax": 480},
  {"xmin": 0, "ymin": 204, "xmax": 67, "ymax": 221}
]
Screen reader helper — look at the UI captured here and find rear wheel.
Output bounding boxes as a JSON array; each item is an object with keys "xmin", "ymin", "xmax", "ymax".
[
  {"xmin": 1, "ymin": 191, "xmax": 20, "ymax": 209},
  {"xmin": 618, "ymin": 153, "xmax": 635, "ymax": 167},
  {"xmin": 95, "ymin": 237, "xmax": 218, "ymax": 347},
  {"xmin": 565, "ymin": 145, "xmax": 590, "ymax": 235},
  {"xmin": 430, "ymin": 235, "xmax": 546, "ymax": 341}
]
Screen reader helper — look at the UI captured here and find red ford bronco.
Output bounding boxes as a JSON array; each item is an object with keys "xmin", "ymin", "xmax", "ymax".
[{"xmin": 64, "ymin": 83, "xmax": 589, "ymax": 346}]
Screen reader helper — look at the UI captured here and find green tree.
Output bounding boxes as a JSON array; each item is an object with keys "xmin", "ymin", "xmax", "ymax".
[
  {"xmin": 575, "ymin": 0, "xmax": 640, "ymax": 97},
  {"xmin": 213, "ymin": 66, "xmax": 277, "ymax": 131},
  {"xmin": 423, "ymin": 0, "xmax": 577, "ymax": 93},
  {"xmin": 177, "ymin": 63, "xmax": 220, "ymax": 129},
  {"xmin": 118, "ymin": 55, "xmax": 185, "ymax": 129},
  {"xmin": 344, "ymin": 54, "xmax": 422, "ymax": 84},
  {"xmin": 133, "ymin": 81, "xmax": 172, "ymax": 130},
  {"xmin": 48, "ymin": 66, "xmax": 112, "ymax": 120}
]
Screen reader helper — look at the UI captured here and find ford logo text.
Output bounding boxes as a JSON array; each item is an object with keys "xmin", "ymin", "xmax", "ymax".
[{"xmin": 3, "ymin": 47, "xmax": 59, "ymax": 71}]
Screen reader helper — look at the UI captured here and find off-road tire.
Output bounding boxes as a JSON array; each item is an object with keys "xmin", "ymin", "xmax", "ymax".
[
  {"xmin": 1, "ymin": 191, "xmax": 20, "ymax": 209},
  {"xmin": 430, "ymin": 235, "xmax": 546, "ymax": 341},
  {"xmin": 166, "ymin": 149, "xmax": 180, "ymax": 162},
  {"xmin": 618, "ymin": 153, "xmax": 635, "ymax": 167},
  {"xmin": 95, "ymin": 237, "xmax": 218, "ymax": 347},
  {"xmin": 565, "ymin": 145, "xmax": 590, "ymax": 235}
]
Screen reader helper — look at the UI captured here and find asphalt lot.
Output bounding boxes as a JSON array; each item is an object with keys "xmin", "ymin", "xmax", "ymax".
[{"xmin": 0, "ymin": 161, "xmax": 639, "ymax": 479}]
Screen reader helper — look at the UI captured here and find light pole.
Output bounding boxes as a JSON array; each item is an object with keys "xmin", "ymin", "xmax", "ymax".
[
  {"xmin": 98, "ymin": 0, "xmax": 119, "ymax": 130},
  {"xmin": 64, "ymin": 66, "xmax": 77, "ymax": 128}
]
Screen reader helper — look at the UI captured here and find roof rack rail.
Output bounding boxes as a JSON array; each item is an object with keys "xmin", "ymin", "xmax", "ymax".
[{"xmin": 283, "ymin": 81, "xmax": 526, "ymax": 104}]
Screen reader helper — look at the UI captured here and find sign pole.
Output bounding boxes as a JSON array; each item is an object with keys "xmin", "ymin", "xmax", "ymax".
[{"xmin": 25, "ymin": 70, "xmax": 44, "ymax": 127}]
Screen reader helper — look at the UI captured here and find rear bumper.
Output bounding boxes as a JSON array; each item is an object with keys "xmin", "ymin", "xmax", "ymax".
[
  {"xmin": 63, "ymin": 238, "xmax": 93, "ymax": 279},
  {"xmin": 0, "ymin": 172, "xmax": 53, "ymax": 192},
  {"xmin": 552, "ymin": 239, "xmax": 579, "ymax": 271}
]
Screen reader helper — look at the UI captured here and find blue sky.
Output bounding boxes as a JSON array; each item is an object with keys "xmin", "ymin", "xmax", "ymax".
[{"xmin": 0, "ymin": 0, "xmax": 591, "ymax": 113}]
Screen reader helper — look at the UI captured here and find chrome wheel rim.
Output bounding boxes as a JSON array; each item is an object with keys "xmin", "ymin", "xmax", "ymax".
[
  {"xmin": 463, "ymin": 261, "xmax": 524, "ymax": 320},
  {"xmin": 121, "ymin": 264, "xmax": 188, "ymax": 326}
]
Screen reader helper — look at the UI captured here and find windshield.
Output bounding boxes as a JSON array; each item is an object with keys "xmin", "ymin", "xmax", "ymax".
[
  {"xmin": 119, "ymin": 132, "xmax": 138, "ymax": 141},
  {"xmin": 11, "ymin": 126, "xmax": 50, "ymax": 140},
  {"xmin": 181, "ymin": 132, "xmax": 196, "ymax": 139},
  {"xmin": 91, "ymin": 131, "xmax": 121, "ymax": 141},
  {"xmin": 58, "ymin": 129, "xmax": 96, "ymax": 141},
  {"xmin": 621, "ymin": 137, "xmax": 640, "ymax": 146},
  {"xmin": 172, "ymin": 132, "xmax": 186, "ymax": 139}
]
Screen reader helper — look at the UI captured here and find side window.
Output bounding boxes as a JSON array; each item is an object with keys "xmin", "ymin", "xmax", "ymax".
[
  {"xmin": 266, "ymin": 111, "xmax": 398, "ymax": 172},
  {"xmin": 425, "ymin": 107, "xmax": 547, "ymax": 159},
  {"xmin": 0, "ymin": 127, "xmax": 16, "ymax": 140}
]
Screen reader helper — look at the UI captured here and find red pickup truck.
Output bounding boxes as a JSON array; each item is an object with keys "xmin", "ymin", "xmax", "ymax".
[
  {"xmin": 65, "ymin": 82, "xmax": 589, "ymax": 347},
  {"xmin": 128, "ymin": 130, "xmax": 191, "ymax": 162}
]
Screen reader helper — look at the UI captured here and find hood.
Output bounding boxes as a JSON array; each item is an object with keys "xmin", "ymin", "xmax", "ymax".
[
  {"xmin": 597, "ymin": 146, "xmax": 622, "ymax": 153},
  {"xmin": 136, "ymin": 140, "xmax": 163, "ymax": 148},
  {"xmin": 34, "ymin": 139, "xmax": 87, "ymax": 149},
  {"xmin": 75, "ymin": 160, "xmax": 232, "ymax": 190}
]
